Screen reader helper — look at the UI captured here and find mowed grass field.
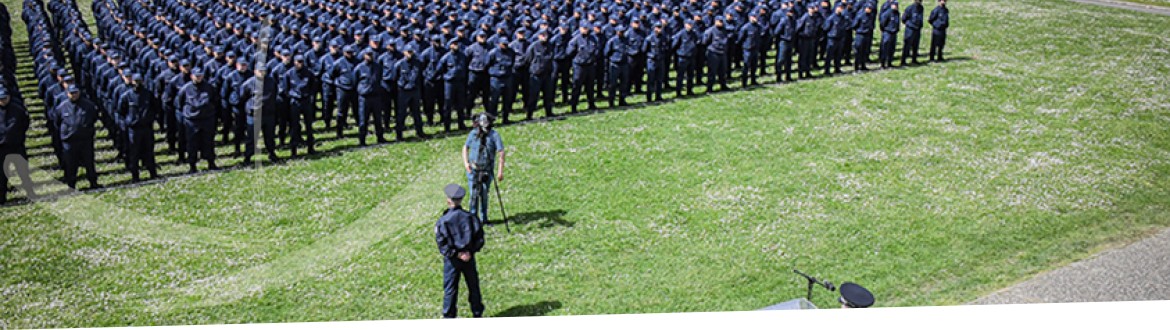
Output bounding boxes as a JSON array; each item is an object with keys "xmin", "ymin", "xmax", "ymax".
[{"xmin": 4, "ymin": 0, "xmax": 1170, "ymax": 328}]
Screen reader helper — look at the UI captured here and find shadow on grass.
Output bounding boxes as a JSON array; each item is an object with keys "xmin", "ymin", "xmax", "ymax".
[
  {"xmin": 492, "ymin": 300, "xmax": 563, "ymax": 317},
  {"xmin": 504, "ymin": 209, "xmax": 574, "ymax": 228}
]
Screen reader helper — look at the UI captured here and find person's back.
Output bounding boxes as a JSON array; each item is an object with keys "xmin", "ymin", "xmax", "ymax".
[{"xmin": 435, "ymin": 184, "xmax": 486, "ymax": 318}]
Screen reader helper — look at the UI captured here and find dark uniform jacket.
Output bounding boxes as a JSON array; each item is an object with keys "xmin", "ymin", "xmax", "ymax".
[{"xmin": 435, "ymin": 206, "xmax": 485, "ymax": 258}]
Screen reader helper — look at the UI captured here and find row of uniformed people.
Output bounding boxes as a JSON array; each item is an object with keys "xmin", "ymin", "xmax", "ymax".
[{"xmin": 16, "ymin": 0, "xmax": 952, "ymax": 193}]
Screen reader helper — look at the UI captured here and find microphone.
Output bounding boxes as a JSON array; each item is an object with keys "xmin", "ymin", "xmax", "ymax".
[{"xmin": 794, "ymin": 269, "xmax": 836, "ymax": 291}]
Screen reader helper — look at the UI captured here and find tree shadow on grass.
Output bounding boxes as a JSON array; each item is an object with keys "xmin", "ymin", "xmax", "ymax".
[
  {"xmin": 493, "ymin": 300, "xmax": 563, "ymax": 317},
  {"xmin": 503, "ymin": 209, "xmax": 574, "ymax": 228}
]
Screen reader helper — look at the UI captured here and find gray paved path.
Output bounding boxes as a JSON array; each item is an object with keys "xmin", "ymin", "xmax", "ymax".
[{"xmin": 972, "ymin": 227, "xmax": 1170, "ymax": 304}]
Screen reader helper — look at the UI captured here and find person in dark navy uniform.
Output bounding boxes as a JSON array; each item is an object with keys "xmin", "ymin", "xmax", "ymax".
[
  {"xmin": 879, "ymin": 1, "xmax": 901, "ymax": 69},
  {"xmin": 796, "ymin": 4, "xmax": 820, "ymax": 79},
  {"xmin": 775, "ymin": 5, "xmax": 798, "ymax": 82},
  {"xmin": 1, "ymin": 85, "xmax": 35, "ymax": 203},
  {"xmin": 901, "ymin": 0, "xmax": 924, "ymax": 65},
  {"xmin": 523, "ymin": 30, "xmax": 555, "ymax": 119},
  {"xmin": 853, "ymin": 3, "xmax": 876, "ymax": 71},
  {"xmin": 435, "ymin": 183, "xmax": 486, "ymax": 319},
  {"xmin": 566, "ymin": 24, "xmax": 599, "ymax": 113},
  {"xmin": 672, "ymin": 20, "xmax": 700, "ymax": 97},
  {"xmin": 354, "ymin": 48, "xmax": 386, "ymax": 146},
  {"xmin": 485, "ymin": 38, "xmax": 517, "ymax": 123},
  {"xmin": 928, "ymin": 0, "xmax": 949, "ymax": 62},
  {"xmin": 738, "ymin": 13, "xmax": 763, "ymax": 87},
  {"xmin": 604, "ymin": 26, "xmax": 631, "ymax": 108},
  {"xmin": 56, "ymin": 85, "xmax": 100, "ymax": 189},
  {"xmin": 644, "ymin": 22, "xmax": 670, "ymax": 102},
  {"xmin": 392, "ymin": 46, "xmax": 430, "ymax": 141},
  {"xmin": 823, "ymin": 3, "xmax": 849, "ymax": 75},
  {"xmin": 436, "ymin": 40, "xmax": 469, "ymax": 132},
  {"xmin": 177, "ymin": 67, "xmax": 219, "ymax": 173},
  {"xmin": 283, "ymin": 55, "xmax": 316, "ymax": 155},
  {"xmin": 702, "ymin": 18, "xmax": 730, "ymax": 92},
  {"xmin": 116, "ymin": 74, "xmax": 157, "ymax": 182}
]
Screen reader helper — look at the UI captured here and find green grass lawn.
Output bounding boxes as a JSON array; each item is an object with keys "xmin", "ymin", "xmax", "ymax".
[{"xmin": 3, "ymin": 0, "xmax": 1170, "ymax": 328}]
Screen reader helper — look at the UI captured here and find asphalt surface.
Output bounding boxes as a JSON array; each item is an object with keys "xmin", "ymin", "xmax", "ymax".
[{"xmin": 972, "ymin": 227, "xmax": 1170, "ymax": 304}]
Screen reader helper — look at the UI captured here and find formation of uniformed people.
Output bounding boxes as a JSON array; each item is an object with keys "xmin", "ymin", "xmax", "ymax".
[{"xmin": 6, "ymin": 0, "xmax": 951, "ymax": 202}]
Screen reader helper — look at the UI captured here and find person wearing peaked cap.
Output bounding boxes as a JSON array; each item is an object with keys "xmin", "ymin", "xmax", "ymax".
[
  {"xmin": 523, "ymin": 27, "xmax": 556, "ymax": 120},
  {"xmin": 878, "ymin": 0, "xmax": 900, "ymax": 69},
  {"xmin": 567, "ymin": 23, "xmax": 599, "ymax": 113},
  {"xmin": 838, "ymin": 282, "xmax": 875, "ymax": 308},
  {"xmin": 823, "ymin": 1, "xmax": 849, "ymax": 76},
  {"xmin": 56, "ymin": 82, "xmax": 101, "ymax": 190},
  {"xmin": 796, "ymin": 4, "xmax": 820, "ymax": 79},
  {"xmin": 352, "ymin": 43, "xmax": 386, "ymax": 146},
  {"xmin": 928, "ymin": 0, "xmax": 949, "ymax": 62},
  {"xmin": 434, "ymin": 182, "xmax": 485, "ymax": 319},
  {"xmin": 900, "ymin": 0, "xmax": 925, "ymax": 66},
  {"xmin": 484, "ymin": 36, "xmax": 515, "ymax": 124},
  {"xmin": 283, "ymin": 51, "xmax": 317, "ymax": 156},
  {"xmin": 177, "ymin": 63, "xmax": 219, "ymax": 174},
  {"xmin": 117, "ymin": 70, "xmax": 158, "ymax": 183},
  {"xmin": 393, "ymin": 44, "xmax": 429, "ymax": 141},
  {"xmin": 331, "ymin": 40, "xmax": 361, "ymax": 138},
  {"xmin": 703, "ymin": 16, "xmax": 731, "ymax": 92},
  {"xmin": 604, "ymin": 24, "xmax": 631, "ymax": 108},
  {"xmin": 435, "ymin": 35, "xmax": 470, "ymax": 132},
  {"xmin": 0, "ymin": 84, "xmax": 36, "ymax": 203}
]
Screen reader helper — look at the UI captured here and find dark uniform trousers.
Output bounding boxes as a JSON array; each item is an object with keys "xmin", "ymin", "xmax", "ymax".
[
  {"xmin": 243, "ymin": 114, "xmax": 279, "ymax": 161},
  {"xmin": 423, "ymin": 80, "xmax": 443, "ymax": 125},
  {"xmin": 358, "ymin": 93, "xmax": 386, "ymax": 144},
  {"xmin": 742, "ymin": 47, "xmax": 759, "ymax": 86},
  {"xmin": 646, "ymin": 56, "xmax": 667, "ymax": 102},
  {"xmin": 124, "ymin": 126, "xmax": 157, "ymax": 179},
  {"xmin": 487, "ymin": 75, "xmax": 515, "ymax": 121},
  {"xmin": 826, "ymin": 36, "xmax": 846, "ymax": 74},
  {"xmin": 855, "ymin": 34, "xmax": 874, "ymax": 70},
  {"xmin": 706, "ymin": 50, "xmax": 729, "ymax": 91},
  {"xmin": 276, "ymin": 96, "xmax": 290, "ymax": 145},
  {"xmin": 798, "ymin": 36, "xmax": 818, "ymax": 77},
  {"xmin": 631, "ymin": 53, "xmax": 647, "ymax": 94},
  {"xmin": 321, "ymin": 83, "xmax": 336, "ymax": 128},
  {"xmin": 442, "ymin": 256, "xmax": 485, "ymax": 318},
  {"xmin": 902, "ymin": 28, "xmax": 921, "ymax": 64},
  {"xmin": 527, "ymin": 71, "xmax": 555, "ymax": 118},
  {"xmin": 880, "ymin": 31, "xmax": 898, "ymax": 67},
  {"xmin": 290, "ymin": 97, "xmax": 314, "ymax": 153},
  {"xmin": 184, "ymin": 117, "xmax": 216, "ymax": 165},
  {"xmin": 929, "ymin": 29, "xmax": 946, "ymax": 61},
  {"xmin": 233, "ymin": 104, "xmax": 248, "ymax": 153},
  {"xmin": 675, "ymin": 55, "xmax": 696, "ymax": 96},
  {"xmin": 607, "ymin": 61, "xmax": 629, "ymax": 107},
  {"xmin": 552, "ymin": 59, "xmax": 572, "ymax": 105},
  {"xmin": 570, "ymin": 63, "xmax": 598, "ymax": 112},
  {"xmin": 777, "ymin": 40, "xmax": 795, "ymax": 80},
  {"xmin": 443, "ymin": 79, "xmax": 468, "ymax": 131},
  {"xmin": 61, "ymin": 138, "xmax": 98, "ymax": 188},
  {"xmin": 335, "ymin": 87, "xmax": 358, "ymax": 134},
  {"xmin": 468, "ymin": 70, "xmax": 489, "ymax": 111},
  {"xmin": 396, "ymin": 88, "xmax": 426, "ymax": 140}
]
